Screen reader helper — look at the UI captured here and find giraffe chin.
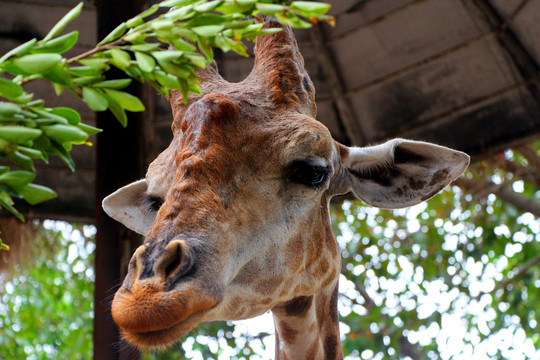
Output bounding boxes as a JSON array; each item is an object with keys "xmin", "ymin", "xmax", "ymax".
[
  {"xmin": 111, "ymin": 282, "xmax": 220, "ymax": 349},
  {"xmin": 120, "ymin": 310, "xmax": 205, "ymax": 350}
]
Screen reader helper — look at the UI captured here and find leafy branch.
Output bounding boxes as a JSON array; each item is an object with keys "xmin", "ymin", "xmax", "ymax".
[{"xmin": 0, "ymin": 0, "xmax": 333, "ymax": 245}]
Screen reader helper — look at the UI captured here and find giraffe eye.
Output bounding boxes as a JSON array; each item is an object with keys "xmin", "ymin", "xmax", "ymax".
[
  {"xmin": 288, "ymin": 160, "xmax": 330, "ymax": 187},
  {"xmin": 142, "ymin": 194, "xmax": 163, "ymax": 213}
]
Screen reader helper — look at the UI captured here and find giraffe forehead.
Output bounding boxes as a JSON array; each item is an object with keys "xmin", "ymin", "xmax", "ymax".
[{"xmin": 170, "ymin": 103, "xmax": 335, "ymax": 175}]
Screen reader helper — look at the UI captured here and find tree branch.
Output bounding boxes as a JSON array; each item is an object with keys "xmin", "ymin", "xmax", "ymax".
[
  {"xmin": 477, "ymin": 254, "xmax": 540, "ymax": 301},
  {"xmin": 516, "ymin": 145, "xmax": 540, "ymax": 173},
  {"xmin": 455, "ymin": 178, "xmax": 540, "ymax": 217}
]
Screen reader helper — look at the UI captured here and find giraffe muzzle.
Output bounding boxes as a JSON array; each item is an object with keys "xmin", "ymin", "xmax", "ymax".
[{"xmin": 111, "ymin": 240, "xmax": 221, "ymax": 348}]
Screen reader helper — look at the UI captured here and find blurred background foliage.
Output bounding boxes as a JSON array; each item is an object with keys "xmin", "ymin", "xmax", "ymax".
[{"xmin": 1, "ymin": 139, "xmax": 538, "ymax": 359}]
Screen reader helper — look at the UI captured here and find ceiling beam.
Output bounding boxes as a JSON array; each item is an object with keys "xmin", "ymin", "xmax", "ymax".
[{"xmin": 468, "ymin": 0, "xmax": 540, "ymax": 106}]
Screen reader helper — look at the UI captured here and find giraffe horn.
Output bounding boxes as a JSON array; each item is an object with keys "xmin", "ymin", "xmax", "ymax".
[
  {"xmin": 168, "ymin": 51, "xmax": 228, "ymax": 131},
  {"xmin": 247, "ymin": 18, "xmax": 316, "ymax": 116}
]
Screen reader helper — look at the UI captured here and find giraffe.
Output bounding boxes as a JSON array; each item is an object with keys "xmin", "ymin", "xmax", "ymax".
[{"xmin": 102, "ymin": 19, "xmax": 470, "ymax": 359}]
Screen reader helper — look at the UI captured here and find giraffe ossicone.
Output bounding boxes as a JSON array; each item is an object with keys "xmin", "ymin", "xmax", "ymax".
[{"xmin": 102, "ymin": 19, "xmax": 469, "ymax": 359}]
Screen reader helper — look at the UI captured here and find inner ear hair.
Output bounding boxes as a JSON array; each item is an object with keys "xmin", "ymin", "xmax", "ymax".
[
  {"xmin": 346, "ymin": 142, "xmax": 431, "ymax": 187},
  {"xmin": 392, "ymin": 145, "xmax": 427, "ymax": 164},
  {"xmin": 348, "ymin": 164, "xmax": 401, "ymax": 187}
]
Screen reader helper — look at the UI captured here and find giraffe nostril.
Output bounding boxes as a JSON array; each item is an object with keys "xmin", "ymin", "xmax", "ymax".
[
  {"xmin": 164, "ymin": 244, "xmax": 182, "ymax": 278},
  {"xmin": 129, "ymin": 245, "xmax": 147, "ymax": 284},
  {"xmin": 154, "ymin": 240, "xmax": 191, "ymax": 280}
]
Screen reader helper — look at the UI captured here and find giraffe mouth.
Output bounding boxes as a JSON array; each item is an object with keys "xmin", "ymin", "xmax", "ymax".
[
  {"xmin": 120, "ymin": 308, "xmax": 209, "ymax": 349},
  {"xmin": 112, "ymin": 281, "xmax": 221, "ymax": 349}
]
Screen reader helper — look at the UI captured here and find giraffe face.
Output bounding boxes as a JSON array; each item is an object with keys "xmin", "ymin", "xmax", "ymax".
[
  {"xmin": 107, "ymin": 92, "xmax": 344, "ymax": 349},
  {"xmin": 102, "ymin": 20, "xmax": 470, "ymax": 351}
]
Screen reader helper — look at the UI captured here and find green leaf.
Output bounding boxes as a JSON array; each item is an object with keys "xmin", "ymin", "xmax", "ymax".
[
  {"xmin": 27, "ymin": 99, "xmax": 44, "ymax": 107},
  {"xmin": 48, "ymin": 107, "xmax": 81, "ymax": 125},
  {"xmin": 186, "ymin": 53, "xmax": 205, "ymax": 69},
  {"xmin": 8, "ymin": 151, "xmax": 35, "ymax": 172},
  {"xmin": 152, "ymin": 51, "xmax": 185, "ymax": 62},
  {"xmin": 52, "ymin": 83, "xmax": 64, "ymax": 96},
  {"xmin": 134, "ymin": 3, "xmax": 159, "ymax": 21},
  {"xmin": 72, "ymin": 76, "xmax": 105, "ymax": 86},
  {"xmin": 197, "ymin": 37, "xmax": 214, "ymax": 61},
  {"xmin": 50, "ymin": 140, "xmax": 75, "ymax": 171},
  {"xmin": 217, "ymin": 0, "xmax": 256, "ymax": 14},
  {"xmin": 68, "ymin": 66, "xmax": 103, "ymax": 77},
  {"xmin": 10, "ymin": 92, "xmax": 34, "ymax": 104},
  {"xmin": 43, "ymin": 2, "xmax": 83, "ymax": 42},
  {"xmin": 0, "ymin": 192, "xmax": 24, "ymax": 221},
  {"xmin": 13, "ymin": 54, "xmax": 63, "ymax": 74},
  {"xmin": 192, "ymin": 25, "xmax": 224, "ymax": 37},
  {"xmin": 18, "ymin": 183, "xmax": 57, "ymax": 205},
  {"xmin": 0, "ymin": 166, "xmax": 9, "ymax": 175},
  {"xmin": 0, "ymin": 78, "xmax": 24, "ymax": 98},
  {"xmin": 33, "ymin": 31, "xmax": 79, "ymax": 54},
  {"xmin": 242, "ymin": 23, "xmax": 264, "ymax": 38},
  {"xmin": 222, "ymin": 19, "xmax": 253, "ymax": 29},
  {"xmin": 0, "ymin": 126, "xmax": 42, "ymax": 143},
  {"xmin": 129, "ymin": 43, "xmax": 161, "ymax": 52},
  {"xmin": 82, "ymin": 87, "xmax": 108, "ymax": 112},
  {"xmin": 179, "ymin": 79, "xmax": 189, "ymax": 104},
  {"xmin": 98, "ymin": 22, "xmax": 127, "ymax": 45},
  {"xmin": 43, "ymin": 64, "xmax": 73, "ymax": 86},
  {"xmin": 42, "ymin": 124, "xmax": 89, "ymax": 143},
  {"xmin": 258, "ymin": 28, "xmax": 283, "ymax": 36},
  {"xmin": 78, "ymin": 58, "xmax": 110, "ymax": 70},
  {"xmin": 172, "ymin": 28, "xmax": 198, "ymax": 42},
  {"xmin": 256, "ymin": 3, "xmax": 286, "ymax": 16},
  {"xmin": 290, "ymin": 1, "xmax": 331, "ymax": 16},
  {"xmin": 275, "ymin": 11, "xmax": 311, "ymax": 29},
  {"xmin": 105, "ymin": 95, "xmax": 127, "ymax": 127},
  {"xmin": 76, "ymin": 123, "xmax": 102, "ymax": 136},
  {"xmin": 103, "ymin": 89, "xmax": 145, "ymax": 112},
  {"xmin": 134, "ymin": 52, "xmax": 156, "ymax": 73},
  {"xmin": 223, "ymin": 36, "xmax": 248, "ymax": 57},
  {"xmin": 17, "ymin": 146, "xmax": 44, "ymax": 159},
  {"xmin": 193, "ymin": 0, "xmax": 223, "ymax": 12},
  {"xmin": 32, "ymin": 109, "xmax": 69, "ymax": 124},
  {"xmin": 126, "ymin": 16, "xmax": 144, "ymax": 29},
  {"xmin": 124, "ymin": 31, "xmax": 147, "ymax": 44},
  {"xmin": 109, "ymin": 49, "xmax": 131, "ymax": 70},
  {"xmin": 0, "ymin": 138, "xmax": 18, "ymax": 154},
  {"xmin": 170, "ymin": 38, "xmax": 197, "ymax": 52},
  {"xmin": 153, "ymin": 51, "xmax": 193, "ymax": 78},
  {"xmin": 94, "ymin": 79, "xmax": 132, "ymax": 89},
  {"xmin": 0, "ymin": 38, "xmax": 37, "ymax": 65},
  {"xmin": 151, "ymin": 20, "xmax": 174, "ymax": 32},
  {"xmin": 0, "ymin": 102, "xmax": 22, "ymax": 116},
  {"xmin": 159, "ymin": 0, "xmax": 192, "ymax": 7},
  {"xmin": 154, "ymin": 70, "xmax": 181, "ymax": 90},
  {"xmin": 0, "ymin": 170, "xmax": 36, "ymax": 190},
  {"xmin": 187, "ymin": 13, "xmax": 225, "ymax": 27}
]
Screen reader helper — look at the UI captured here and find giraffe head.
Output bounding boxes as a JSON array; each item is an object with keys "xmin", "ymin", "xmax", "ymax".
[{"xmin": 103, "ymin": 20, "xmax": 469, "ymax": 350}]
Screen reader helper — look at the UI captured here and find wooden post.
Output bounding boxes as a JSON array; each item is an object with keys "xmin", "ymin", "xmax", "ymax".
[{"xmin": 94, "ymin": 0, "xmax": 146, "ymax": 359}]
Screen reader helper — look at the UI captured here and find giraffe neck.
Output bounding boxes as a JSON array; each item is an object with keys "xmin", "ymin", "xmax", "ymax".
[{"xmin": 271, "ymin": 281, "xmax": 342, "ymax": 360}]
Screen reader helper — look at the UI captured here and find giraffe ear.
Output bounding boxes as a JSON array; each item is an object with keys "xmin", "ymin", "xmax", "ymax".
[
  {"xmin": 102, "ymin": 179, "xmax": 156, "ymax": 235},
  {"xmin": 339, "ymin": 139, "xmax": 470, "ymax": 209}
]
